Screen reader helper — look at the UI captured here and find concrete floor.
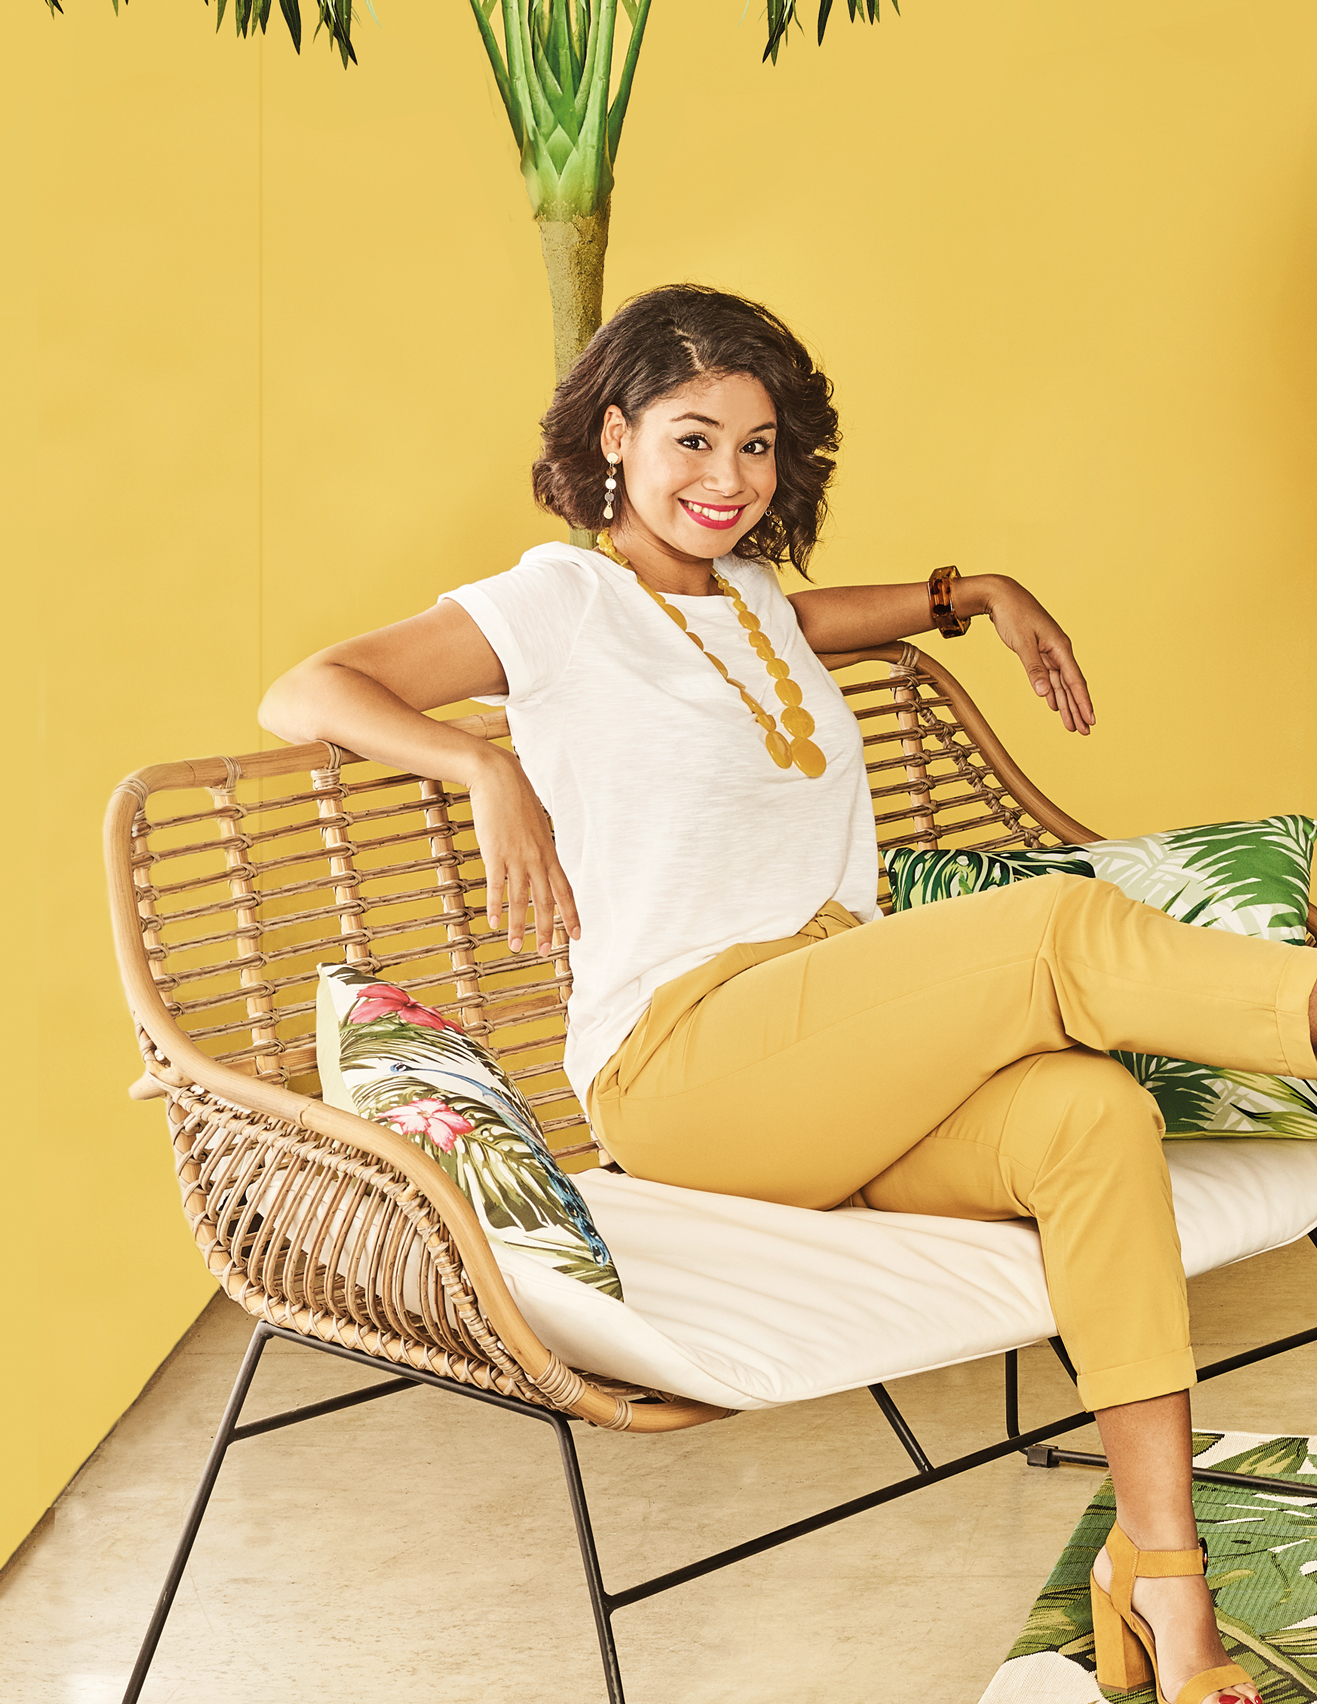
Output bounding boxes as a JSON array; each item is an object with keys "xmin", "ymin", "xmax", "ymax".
[{"xmin": 4, "ymin": 1236, "xmax": 1316, "ymax": 1704}]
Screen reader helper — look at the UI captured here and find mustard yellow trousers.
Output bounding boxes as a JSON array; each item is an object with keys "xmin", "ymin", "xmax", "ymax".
[{"xmin": 587, "ymin": 875, "xmax": 1317, "ymax": 1413}]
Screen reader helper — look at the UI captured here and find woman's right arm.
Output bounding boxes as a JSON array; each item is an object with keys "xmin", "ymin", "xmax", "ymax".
[{"xmin": 258, "ymin": 601, "xmax": 578, "ymax": 957}]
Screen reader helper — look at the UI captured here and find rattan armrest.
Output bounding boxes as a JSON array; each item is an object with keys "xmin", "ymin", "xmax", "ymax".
[{"xmin": 105, "ymin": 779, "xmax": 726, "ymax": 1435}]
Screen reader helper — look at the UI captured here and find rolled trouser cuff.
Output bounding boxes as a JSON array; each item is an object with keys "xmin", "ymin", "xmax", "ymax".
[{"xmin": 1077, "ymin": 1346, "xmax": 1199, "ymax": 1413}]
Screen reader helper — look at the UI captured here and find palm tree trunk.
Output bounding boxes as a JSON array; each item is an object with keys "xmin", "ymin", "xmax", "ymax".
[
  {"xmin": 537, "ymin": 201, "xmax": 612, "ymax": 383},
  {"xmin": 538, "ymin": 202, "xmax": 611, "ymax": 546}
]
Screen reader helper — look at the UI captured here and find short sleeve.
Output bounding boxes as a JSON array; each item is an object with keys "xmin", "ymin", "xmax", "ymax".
[{"xmin": 441, "ymin": 547, "xmax": 596, "ymax": 706}]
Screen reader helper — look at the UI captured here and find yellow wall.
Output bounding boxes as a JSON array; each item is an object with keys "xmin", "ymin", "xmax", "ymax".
[{"xmin": 6, "ymin": 0, "xmax": 1316, "ymax": 1565}]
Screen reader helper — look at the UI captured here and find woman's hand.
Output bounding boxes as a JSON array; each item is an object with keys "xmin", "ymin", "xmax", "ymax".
[
  {"xmin": 979, "ymin": 577, "xmax": 1096, "ymax": 735},
  {"xmin": 469, "ymin": 747, "xmax": 581, "ymax": 957},
  {"xmin": 790, "ymin": 581, "xmax": 1094, "ymax": 736}
]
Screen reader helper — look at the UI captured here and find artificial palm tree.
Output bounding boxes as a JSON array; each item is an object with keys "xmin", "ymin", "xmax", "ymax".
[
  {"xmin": 470, "ymin": 1, "xmax": 649, "ymax": 379},
  {"xmin": 467, "ymin": 0, "xmax": 896, "ymax": 375},
  {"xmin": 46, "ymin": 0, "xmax": 897, "ymax": 377}
]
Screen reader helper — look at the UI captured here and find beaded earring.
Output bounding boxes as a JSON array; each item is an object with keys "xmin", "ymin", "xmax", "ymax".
[{"xmin": 603, "ymin": 453, "xmax": 619, "ymax": 522}]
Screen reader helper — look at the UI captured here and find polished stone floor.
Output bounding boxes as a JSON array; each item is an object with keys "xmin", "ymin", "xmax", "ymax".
[{"xmin": 4, "ymin": 1236, "xmax": 1315, "ymax": 1704}]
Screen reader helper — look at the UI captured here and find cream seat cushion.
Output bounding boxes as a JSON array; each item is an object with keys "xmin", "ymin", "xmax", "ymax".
[{"xmin": 486, "ymin": 1140, "xmax": 1317, "ymax": 1412}]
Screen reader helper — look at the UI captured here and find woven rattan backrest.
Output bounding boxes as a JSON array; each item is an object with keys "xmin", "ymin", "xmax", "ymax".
[{"xmin": 116, "ymin": 643, "xmax": 1097, "ymax": 1161}]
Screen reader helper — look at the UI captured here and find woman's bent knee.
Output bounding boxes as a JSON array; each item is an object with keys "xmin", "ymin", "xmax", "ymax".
[
  {"xmin": 1024, "ymin": 1046, "xmax": 1163, "ymax": 1124},
  {"xmin": 1004, "ymin": 1047, "xmax": 1167, "ymax": 1188}
]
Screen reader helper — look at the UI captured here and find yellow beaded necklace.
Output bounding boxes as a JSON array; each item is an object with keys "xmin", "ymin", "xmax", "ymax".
[{"xmin": 595, "ymin": 529, "xmax": 827, "ymax": 779}]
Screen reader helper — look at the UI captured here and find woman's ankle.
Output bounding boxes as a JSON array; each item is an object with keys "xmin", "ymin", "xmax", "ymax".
[{"xmin": 1112, "ymin": 1513, "xmax": 1200, "ymax": 1553}]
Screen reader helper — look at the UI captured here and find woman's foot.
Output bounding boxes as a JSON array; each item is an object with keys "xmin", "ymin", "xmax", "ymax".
[{"xmin": 1092, "ymin": 1545, "xmax": 1260, "ymax": 1704}]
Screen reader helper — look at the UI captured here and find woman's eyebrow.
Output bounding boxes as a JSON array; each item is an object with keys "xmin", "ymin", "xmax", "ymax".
[{"xmin": 669, "ymin": 412, "xmax": 777, "ymax": 432}]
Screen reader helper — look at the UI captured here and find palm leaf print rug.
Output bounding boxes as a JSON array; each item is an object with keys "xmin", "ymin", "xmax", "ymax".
[{"xmin": 977, "ymin": 1433, "xmax": 1317, "ymax": 1703}]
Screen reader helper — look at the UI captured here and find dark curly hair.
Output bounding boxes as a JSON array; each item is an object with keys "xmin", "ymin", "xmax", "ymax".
[{"xmin": 531, "ymin": 284, "xmax": 839, "ymax": 575}]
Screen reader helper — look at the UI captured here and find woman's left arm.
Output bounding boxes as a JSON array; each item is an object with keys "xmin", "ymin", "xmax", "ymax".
[{"xmin": 787, "ymin": 576, "xmax": 1096, "ymax": 736}]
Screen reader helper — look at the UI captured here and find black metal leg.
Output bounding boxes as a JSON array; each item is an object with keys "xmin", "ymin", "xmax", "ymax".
[
  {"xmin": 1048, "ymin": 1335, "xmax": 1079, "ymax": 1386},
  {"xmin": 867, "ymin": 1382, "xmax": 935, "ymax": 1474},
  {"xmin": 1004, "ymin": 1349, "xmax": 1020, "ymax": 1439},
  {"xmin": 121, "ymin": 1321, "xmax": 274, "ymax": 1704},
  {"xmin": 549, "ymin": 1415, "xmax": 626, "ymax": 1704}
]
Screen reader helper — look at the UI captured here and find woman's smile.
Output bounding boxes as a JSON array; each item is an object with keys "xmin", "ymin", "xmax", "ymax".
[{"xmin": 679, "ymin": 498, "xmax": 746, "ymax": 530}]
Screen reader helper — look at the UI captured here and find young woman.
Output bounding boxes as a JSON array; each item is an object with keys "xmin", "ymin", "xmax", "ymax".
[{"xmin": 260, "ymin": 285, "xmax": 1317, "ymax": 1704}]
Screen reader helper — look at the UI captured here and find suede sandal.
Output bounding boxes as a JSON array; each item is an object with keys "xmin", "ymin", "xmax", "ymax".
[{"xmin": 1089, "ymin": 1521, "xmax": 1255, "ymax": 1704}]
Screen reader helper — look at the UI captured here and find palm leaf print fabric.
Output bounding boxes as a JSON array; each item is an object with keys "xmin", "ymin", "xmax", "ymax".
[
  {"xmin": 884, "ymin": 817, "xmax": 1317, "ymax": 1140},
  {"xmin": 316, "ymin": 965, "xmax": 623, "ymax": 1298},
  {"xmin": 977, "ymin": 1432, "xmax": 1317, "ymax": 1704}
]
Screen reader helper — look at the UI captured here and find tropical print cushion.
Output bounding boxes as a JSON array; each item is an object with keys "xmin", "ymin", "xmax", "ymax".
[
  {"xmin": 883, "ymin": 816, "xmax": 1317, "ymax": 1140},
  {"xmin": 316, "ymin": 965, "xmax": 623, "ymax": 1298}
]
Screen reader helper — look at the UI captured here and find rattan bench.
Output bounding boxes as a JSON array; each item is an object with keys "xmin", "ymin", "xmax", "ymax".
[{"xmin": 104, "ymin": 640, "xmax": 1317, "ymax": 1704}]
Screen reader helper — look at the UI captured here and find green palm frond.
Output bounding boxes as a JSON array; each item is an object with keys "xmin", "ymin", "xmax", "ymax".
[
  {"xmin": 1218, "ymin": 1611, "xmax": 1317, "ymax": 1685},
  {"xmin": 336, "ymin": 1022, "xmax": 456, "ymax": 1074},
  {"xmin": 1210, "ymin": 1435, "xmax": 1317, "ymax": 1480},
  {"xmin": 1008, "ymin": 1590, "xmax": 1091, "ymax": 1660},
  {"xmin": 881, "ymin": 844, "xmax": 1093, "ymax": 909},
  {"xmin": 45, "ymin": 0, "xmax": 360, "ymax": 66},
  {"xmin": 1084, "ymin": 817, "xmax": 1314, "ymax": 942},
  {"xmin": 1111, "ymin": 1052, "xmax": 1235, "ymax": 1133},
  {"xmin": 1268, "ymin": 1625, "xmax": 1317, "ymax": 1660},
  {"xmin": 1198, "ymin": 1069, "xmax": 1317, "ymax": 1138},
  {"xmin": 1008, "ymin": 848, "xmax": 1100, "ymax": 878},
  {"xmin": 763, "ymin": 0, "xmax": 897, "ymax": 63},
  {"xmin": 1158, "ymin": 816, "xmax": 1315, "ymax": 940},
  {"xmin": 1214, "ymin": 1070, "xmax": 1317, "ymax": 1117},
  {"xmin": 337, "ymin": 1014, "xmax": 544, "ymax": 1135},
  {"xmin": 468, "ymin": 0, "xmax": 651, "ymax": 219},
  {"xmin": 1116, "ymin": 1054, "xmax": 1317, "ymax": 1138},
  {"xmin": 1186, "ymin": 1462, "xmax": 1317, "ymax": 1644}
]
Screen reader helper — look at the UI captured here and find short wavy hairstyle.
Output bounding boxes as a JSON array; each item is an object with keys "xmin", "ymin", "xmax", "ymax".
[{"xmin": 531, "ymin": 284, "xmax": 839, "ymax": 575}]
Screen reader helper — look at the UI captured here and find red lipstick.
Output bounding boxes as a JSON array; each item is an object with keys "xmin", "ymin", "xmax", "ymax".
[{"xmin": 680, "ymin": 499, "xmax": 744, "ymax": 531}]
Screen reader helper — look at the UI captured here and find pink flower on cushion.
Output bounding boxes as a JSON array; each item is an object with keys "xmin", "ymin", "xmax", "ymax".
[
  {"xmin": 384, "ymin": 1098, "xmax": 473, "ymax": 1153},
  {"xmin": 349, "ymin": 981, "xmax": 460, "ymax": 1032}
]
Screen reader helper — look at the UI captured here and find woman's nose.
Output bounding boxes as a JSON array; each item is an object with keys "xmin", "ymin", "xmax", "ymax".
[{"xmin": 703, "ymin": 452, "xmax": 743, "ymax": 494}]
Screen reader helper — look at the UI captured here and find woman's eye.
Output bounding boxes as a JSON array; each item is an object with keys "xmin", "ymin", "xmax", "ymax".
[
  {"xmin": 677, "ymin": 434, "xmax": 708, "ymax": 450},
  {"xmin": 742, "ymin": 438, "xmax": 773, "ymax": 455}
]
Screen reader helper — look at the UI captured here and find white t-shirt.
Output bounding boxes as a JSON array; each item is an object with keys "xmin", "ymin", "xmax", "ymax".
[{"xmin": 442, "ymin": 544, "xmax": 880, "ymax": 1104}]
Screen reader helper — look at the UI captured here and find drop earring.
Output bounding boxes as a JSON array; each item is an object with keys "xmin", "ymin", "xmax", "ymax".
[{"xmin": 603, "ymin": 453, "xmax": 619, "ymax": 522}]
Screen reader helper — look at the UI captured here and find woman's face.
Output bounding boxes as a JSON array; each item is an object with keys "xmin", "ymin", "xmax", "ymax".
[{"xmin": 601, "ymin": 372, "xmax": 778, "ymax": 560}]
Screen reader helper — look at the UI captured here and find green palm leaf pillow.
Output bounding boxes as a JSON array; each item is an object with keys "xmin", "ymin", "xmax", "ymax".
[
  {"xmin": 316, "ymin": 964, "xmax": 623, "ymax": 1299},
  {"xmin": 883, "ymin": 816, "xmax": 1317, "ymax": 1140}
]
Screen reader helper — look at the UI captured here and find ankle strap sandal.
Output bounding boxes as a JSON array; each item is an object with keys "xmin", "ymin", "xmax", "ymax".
[{"xmin": 1090, "ymin": 1521, "xmax": 1254, "ymax": 1704}]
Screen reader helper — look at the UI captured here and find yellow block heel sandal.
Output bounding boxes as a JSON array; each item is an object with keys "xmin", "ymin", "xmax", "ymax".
[{"xmin": 1089, "ymin": 1521, "xmax": 1254, "ymax": 1704}]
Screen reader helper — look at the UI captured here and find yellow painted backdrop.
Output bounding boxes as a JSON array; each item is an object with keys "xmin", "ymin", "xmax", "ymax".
[{"xmin": 5, "ymin": 0, "xmax": 1315, "ymax": 1566}]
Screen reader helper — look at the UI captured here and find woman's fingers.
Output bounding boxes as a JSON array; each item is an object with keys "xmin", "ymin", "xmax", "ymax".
[
  {"xmin": 1065, "ymin": 662, "xmax": 1096, "ymax": 729},
  {"xmin": 486, "ymin": 856, "xmax": 505, "ymax": 934},
  {"xmin": 1042, "ymin": 641, "xmax": 1096, "ymax": 731},
  {"xmin": 530, "ymin": 858, "xmax": 581, "ymax": 956},
  {"xmin": 1044, "ymin": 667, "xmax": 1070, "ymax": 731},
  {"xmin": 494, "ymin": 853, "xmax": 580, "ymax": 957},
  {"xmin": 1018, "ymin": 635, "xmax": 1058, "ymax": 708},
  {"xmin": 505, "ymin": 864, "xmax": 532, "ymax": 955},
  {"xmin": 1050, "ymin": 668, "xmax": 1096, "ymax": 736},
  {"xmin": 550, "ymin": 858, "xmax": 581, "ymax": 943},
  {"xmin": 530, "ymin": 867, "xmax": 560, "ymax": 957}
]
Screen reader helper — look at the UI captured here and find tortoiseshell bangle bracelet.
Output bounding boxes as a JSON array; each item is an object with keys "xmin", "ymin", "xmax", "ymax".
[{"xmin": 928, "ymin": 564, "xmax": 971, "ymax": 638}]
